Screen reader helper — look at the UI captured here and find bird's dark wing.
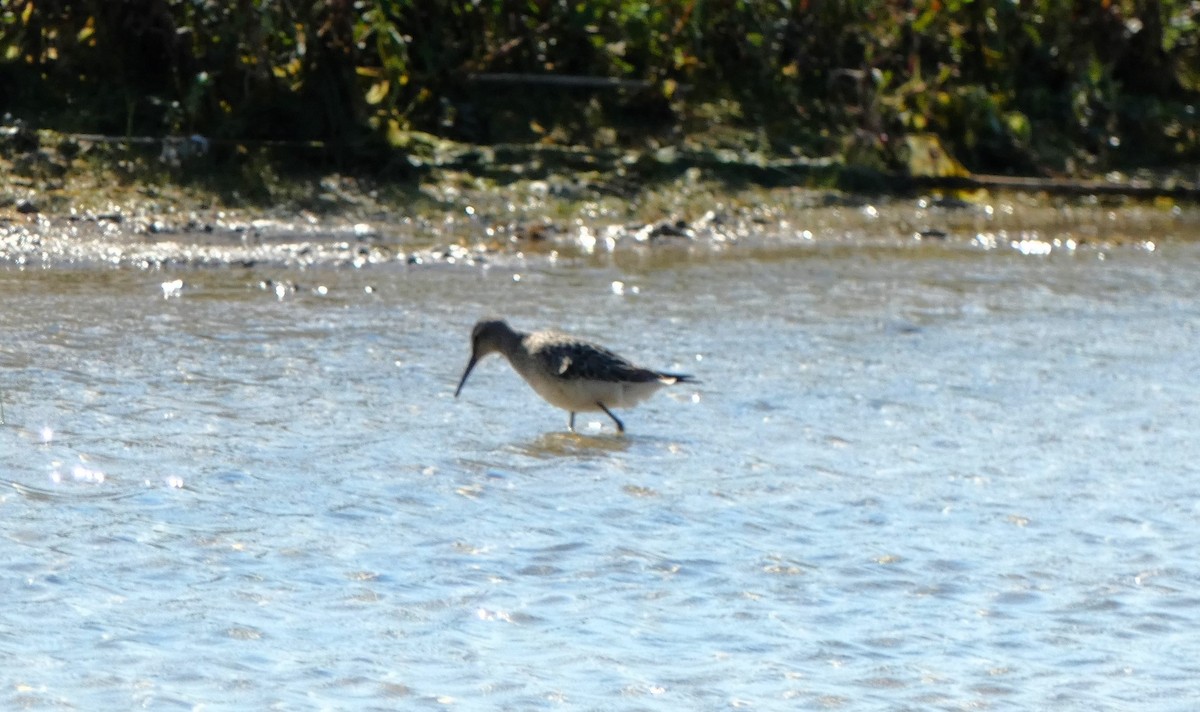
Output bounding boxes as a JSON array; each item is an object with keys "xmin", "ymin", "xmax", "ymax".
[{"xmin": 534, "ymin": 340, "xmax": 663, "ymax": 383}]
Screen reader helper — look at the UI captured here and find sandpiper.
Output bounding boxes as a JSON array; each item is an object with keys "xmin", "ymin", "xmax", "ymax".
[{"xmin": 454, "ymin": 318, "xmax": 696, "ymax": 434}]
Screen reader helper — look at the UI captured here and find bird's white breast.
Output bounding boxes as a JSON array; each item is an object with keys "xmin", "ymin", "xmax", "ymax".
[{"xmin": 520, "ymin": 367, "xmax": 665, "ymax": 412}]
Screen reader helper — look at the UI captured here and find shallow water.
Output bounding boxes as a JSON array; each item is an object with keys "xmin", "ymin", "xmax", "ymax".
[{"xmin": 3, "ymin": 235, "xmax": 1200, "ymax": 710}]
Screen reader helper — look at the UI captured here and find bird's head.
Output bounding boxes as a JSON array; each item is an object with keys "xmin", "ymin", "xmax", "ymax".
[{"xmin": 455, "ymin": 319, "xmax": 514, "ymax": 397}]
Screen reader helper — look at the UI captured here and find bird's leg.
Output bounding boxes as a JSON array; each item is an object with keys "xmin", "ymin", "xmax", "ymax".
[
  {"xmin": 596, "ymin": 402, "xmax": 625, "ymax": 434},
  {"xmin": 567, "ymin": 411, "xmax": 576, "ymax": 432}
]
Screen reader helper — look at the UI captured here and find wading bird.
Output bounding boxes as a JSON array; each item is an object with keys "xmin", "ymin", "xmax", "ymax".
[{"xmin": 454, "ymin": 319, "xmax": 696, "ymax": 434}]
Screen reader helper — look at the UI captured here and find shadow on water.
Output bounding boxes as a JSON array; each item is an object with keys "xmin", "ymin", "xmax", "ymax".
[{"xmin": 509, "ymin": 431, "xmax": 631, "ymax": 459}]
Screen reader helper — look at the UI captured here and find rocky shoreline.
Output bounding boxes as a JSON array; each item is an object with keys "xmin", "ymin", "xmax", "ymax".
[{"xmin": 1, "ymin": 128, "xmax": 1195, "ymax": 269}]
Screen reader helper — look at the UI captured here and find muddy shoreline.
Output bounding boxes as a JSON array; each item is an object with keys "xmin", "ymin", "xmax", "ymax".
[
  {"xmin": 2, "ymin": 131, "xmax": 1196, "ymax": 269},
  {"xmin": 3, "ymin": 192, "xmax": 1185, "ymax": 270}
]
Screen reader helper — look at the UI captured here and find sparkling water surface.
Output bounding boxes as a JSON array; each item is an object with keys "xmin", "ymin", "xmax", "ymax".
[{"xmin": 3, "ymin": 240, "xmax": 1200, "ymax": 710}]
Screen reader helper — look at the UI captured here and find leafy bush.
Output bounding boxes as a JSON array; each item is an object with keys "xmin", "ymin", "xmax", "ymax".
[{"xmin": 2, "ymin": 0, "xmax": 1197, "ymax": 173}]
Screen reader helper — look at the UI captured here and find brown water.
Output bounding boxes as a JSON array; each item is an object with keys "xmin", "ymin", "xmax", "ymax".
[{"xmin": 2, "ymin": 198, "xmax": 1200, "ymax": 709}]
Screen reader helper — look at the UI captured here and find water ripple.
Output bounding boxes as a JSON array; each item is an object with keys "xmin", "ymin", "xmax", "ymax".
[{"xmin": 3, "ymin": 245, "xmax": 1200, "ymax": 708}]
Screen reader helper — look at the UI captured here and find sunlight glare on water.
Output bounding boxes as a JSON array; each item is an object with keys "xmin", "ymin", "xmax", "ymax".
[{"xmin": 2, "ymin": 239, "xmax": 1200, "ymax": 709}]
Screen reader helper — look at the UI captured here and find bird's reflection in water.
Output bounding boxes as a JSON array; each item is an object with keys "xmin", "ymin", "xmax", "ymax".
[{"xmin": 510, "ymin": 430, "xmax": 632, "ymax": 459}]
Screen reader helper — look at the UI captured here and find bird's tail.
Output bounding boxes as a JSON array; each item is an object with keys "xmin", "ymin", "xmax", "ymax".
[{"xmin": 658, "ymin": 372, "xmax": 699, "ymax": 385}]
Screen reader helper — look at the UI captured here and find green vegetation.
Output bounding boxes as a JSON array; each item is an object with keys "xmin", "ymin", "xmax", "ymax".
[{"xmin": 2, "ymin": 1, "xmax": 1199, "ymax": 180}]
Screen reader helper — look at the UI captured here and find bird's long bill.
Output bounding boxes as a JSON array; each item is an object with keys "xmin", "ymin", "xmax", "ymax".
[{"xmin": 454, "ymin": 355, "xmax": 479, "ymax": 397}]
